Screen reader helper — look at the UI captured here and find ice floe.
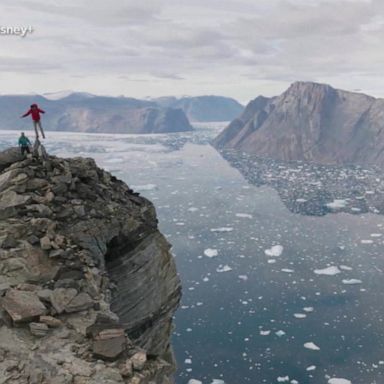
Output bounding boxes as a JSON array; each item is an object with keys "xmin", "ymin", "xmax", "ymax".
[
  {"xmin": 342, "ymin": 279, "xmax": 362, "ymax": 285},
  {"xmin": 328, "ymin": 379, "xmax": 352, "ymax": 384},
  {"xmin": 304, "ymin": 342, "xmax": 320, "ymax": 350},
  {"xmin": 210, "ymin": 227, "xmax": 234, "ymax": 232},
  {"xmin": 131, "ymin": 183, "xmax": 157, "ymax": 191},
  {"xmin": 313, "ymin": 266, "xmax": 341, "ymax": 276},
  {"xmin": 204, "ymin": 248, "xmax": 218, "ymax": 258},
  {"xmin": 236, "ymin": 213, "xmax": 253, "ymax": 219},
  {"xmin": 326, "ymin": 199, "xmax": 347, "ymax": 209},
  {"xmin": 264, "ymin": 245, "xmax": 284, "ymax": 257},
  {"xmin": 216, "ymin": 265, "xmax": 233, "ymax": 273}
]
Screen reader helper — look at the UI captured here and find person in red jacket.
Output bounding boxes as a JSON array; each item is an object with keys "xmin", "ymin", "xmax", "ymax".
[{"xmin": 21, "ymin": 104, "xmax": 46, "ymax": 139}]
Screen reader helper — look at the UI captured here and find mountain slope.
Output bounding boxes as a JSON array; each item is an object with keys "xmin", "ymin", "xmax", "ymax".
[
  {"xmin": 153, "ymin": 95, "xmax": 244, "ymax": 122},
  {"xmin": 213, "ymin": 82, "xmax": 384, "ymax": 166},
  {"xmin": 0, "ymin": 94, "xmax": 193, "ymax": 134}
]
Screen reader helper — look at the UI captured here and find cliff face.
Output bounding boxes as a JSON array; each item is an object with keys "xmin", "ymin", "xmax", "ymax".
[
  {"xmin": 213, "ymin": 82, "xmax": 384, "ymax": 166},
  {"xmin": 0, "ymin": 148, "xmax": 181, "ymax": 383},
  {"xmin": 153, "ymin": 95, "xmax": 244, "ymax": 122},
  {"xmin": 0, "ymin": 94, "xmax": 193, "ymax": 134}
]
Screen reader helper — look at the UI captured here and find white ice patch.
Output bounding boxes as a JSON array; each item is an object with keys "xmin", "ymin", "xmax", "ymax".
[
  {"xmin": 188, "ymin": 207, "xmax": 199, "ymax": 212},
  {"xmin": 216, "ymin": 265, "xmax": 232, "ymax": 273},
  {"xmin": 275, "ymin": 330, "xmax": 286, "ymax": 337},
  {"xmin": 260, "ymin": 330, "xmax": 271, "ymax": 336},
  {"xmin": 326, "ymin": 199, "xmax": 347, "ymax": 209},
  {"xmin": 265, "ymin": 245, "xmax": 284, "ymax": 257},
  {"xmin": 236, "ymin": 213, "xmax": 253, "ymax": 219},
  {"xmin": 296, "ymin": 198, "xmax": 307, "ymax": 203},
  {"xmin": 210, "ymin": 227, "xmax": 234, "ymax": 232},
  {"xmin": 131, "ymin": 184, "xmax": 157, "ymax": 191},
  {"xmin": 306, "ymin": 365, "xmax": 316, "ymax": 371},
  {"xmin": 303, "ymin": 307, "xmax": 314, "ymax": 313},
  {"xmin": 238, "ymin": 275, "xmax": 248, "ymax": 281},
  {"xmin": 342, "ymin": 279, "xmax": 362, "ymax": 285},
  {"xmin": 188, "ymin": 380, "xmax": 202, "ymax": 384},
  {"xmin": 204, "ymin": 249, "xmax": 218, "ymax": 258},
  {"xmin": 277, "ymin": 377, "xmax": 290, "ymax": 382},
  {"xmin": 211, "ymin": 380, "xmax": 225, "ymax": 384},
  {"xmin": 281, "ymin": 268, "xmax": 294, "ymax": 273},
  {"xmin": 294, "ymin": 313, "xmax": 307, "ymax": 319},
  {"xmin": 339, "ymin": 265, "xmax": 353, "ymax": 271},
  {"xmin": 328, "ymin": 379, "xmax": 352, "ymax": 384},
  {"xmin": 361, "ymin": 239, "xmax": 373, "ymax": 244},
  {"xmin": 185, "ymin": 359, "xmax": 192, "ymax": 364},
  {"xmin": 314, "ymin": 266, "xmax": 341, "ymax": 276},
  {"xmin": 304, "ymin": 342, "xmax": 320, "ymax": 351}
]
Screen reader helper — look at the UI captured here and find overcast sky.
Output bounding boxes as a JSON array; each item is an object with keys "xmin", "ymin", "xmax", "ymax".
[{"xmin": 1, "ymin": 0, "xmax": 384, "ymax": 103}]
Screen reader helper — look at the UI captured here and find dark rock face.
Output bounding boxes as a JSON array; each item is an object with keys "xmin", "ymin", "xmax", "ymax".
[
  {"xmin": 213, "ymin": 82, "xmax": 384, "ymax": 167},
  {"xmin": 0, "ymin": 93, "xmax": 193, "ymax": 134},
  {"xmin": 0, "ymin": 149, "xmax": 181, "ymax": 383},
  {"xmin": 154, "ymin": 95, "xmax": 244, "ymax": 122}
]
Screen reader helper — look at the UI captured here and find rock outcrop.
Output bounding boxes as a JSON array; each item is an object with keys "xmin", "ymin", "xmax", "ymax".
[
  {"xmin": 213, "ymin": 82, "xmax": 384, "ymax": 167},
  {"xmin": 0, "ymin": 94, "xmax": 193, "ymax": 134},
  {"xmin": 153, "ymin": 95, "xmax": 244, "ymax": 122},
  {"xmin": 0, "ymin": 148, "xmax": 181, "ymax": 383}
]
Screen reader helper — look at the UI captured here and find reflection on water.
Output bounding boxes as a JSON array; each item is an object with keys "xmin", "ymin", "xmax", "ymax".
[
  {"xmin": 220, "ymin": 150, "xmax": 384, "ymax": 217},
  {"xmin": 0, "ymin": 128, "xmax": 383, "ymax": 384}
]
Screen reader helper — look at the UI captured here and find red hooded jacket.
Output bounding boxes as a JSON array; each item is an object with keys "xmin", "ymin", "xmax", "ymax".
[{"xmin": 22, "ymin": 104, "xmax": 45, "ymax": 121}]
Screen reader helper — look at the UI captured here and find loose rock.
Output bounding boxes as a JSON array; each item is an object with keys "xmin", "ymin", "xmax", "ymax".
[{"xmin": 2, "ymin": 289, "xmax": 47, "ymax": 323}]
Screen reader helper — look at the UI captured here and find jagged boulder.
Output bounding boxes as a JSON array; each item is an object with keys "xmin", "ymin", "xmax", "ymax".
[
  {"xmin": 0, "ymin": 148, "xmax": 23, "ymax": 172},
  {"xmin": 2, "ymin": 289, "xmax": 47, "ymax": 323}
]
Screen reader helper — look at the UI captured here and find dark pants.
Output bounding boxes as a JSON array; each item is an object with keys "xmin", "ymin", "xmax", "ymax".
[{"xmin": 21, "ymin": 145, "xmax": 30, "ymax": 155}]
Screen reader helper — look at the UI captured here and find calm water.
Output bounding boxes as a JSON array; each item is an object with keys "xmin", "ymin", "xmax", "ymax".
[{"xmin": 1, "ymin": 127, "xmax": 383, "ymax": 384}]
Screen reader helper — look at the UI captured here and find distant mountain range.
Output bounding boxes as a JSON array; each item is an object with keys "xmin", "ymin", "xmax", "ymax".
[
  {"xmin": 0, "ymin": 93, "xmax": 193, "ymax": 134},
  {"xmin": 214, "ymin": 82, "xmax": 384, "ymax": 167},
  {"xmin": 0, "ymin": 93, "xmax": 244, "ymax": 134},
  {"xmin": 151, "ymin": 95, "xmax": 244, "ymax": 122}
]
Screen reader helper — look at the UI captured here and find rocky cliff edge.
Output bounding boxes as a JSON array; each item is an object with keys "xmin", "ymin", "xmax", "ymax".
[{"xmin": 0, "ymin": 148, "xmax": 181, "ymax": 384}]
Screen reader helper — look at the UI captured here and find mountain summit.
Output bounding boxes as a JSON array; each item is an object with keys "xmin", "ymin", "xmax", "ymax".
[
  {"xmin": 214, "ymin": 82, "xmax": 384, "ymax": 166},
  {"xmin": 0, "ymin": 148, "xmax": 181, "ymax": 383}
]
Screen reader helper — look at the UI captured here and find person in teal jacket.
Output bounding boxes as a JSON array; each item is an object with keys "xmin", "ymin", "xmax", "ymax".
[{"xmin": 18, "ymin": 132, "xmax": 31, "ymax": 155}]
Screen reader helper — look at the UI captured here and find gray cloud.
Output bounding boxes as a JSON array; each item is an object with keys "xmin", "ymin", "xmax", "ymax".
[{"xmin": 1, "ymin": 0, "xmax": 384, "ymax": 102}]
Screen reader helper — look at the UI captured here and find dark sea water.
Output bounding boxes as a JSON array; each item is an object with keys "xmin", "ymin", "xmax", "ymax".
[{"xmin": 1, "ymin": 127, "xmax": 383, "ymax": 384}]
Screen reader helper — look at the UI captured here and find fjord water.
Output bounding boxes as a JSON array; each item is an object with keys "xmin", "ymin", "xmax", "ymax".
[{"xmin": 1, "ymin": 127, "xmax": 383, "ymax": 384}]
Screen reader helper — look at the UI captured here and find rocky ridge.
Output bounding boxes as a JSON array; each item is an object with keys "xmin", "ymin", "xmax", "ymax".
[
  {"xmin": 0, "ymin": 147, "xmax": 181, "ymax": 383},
  {"xmin": 213, "ymin": 82, "xmax": 384, "ymax": 167}
]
